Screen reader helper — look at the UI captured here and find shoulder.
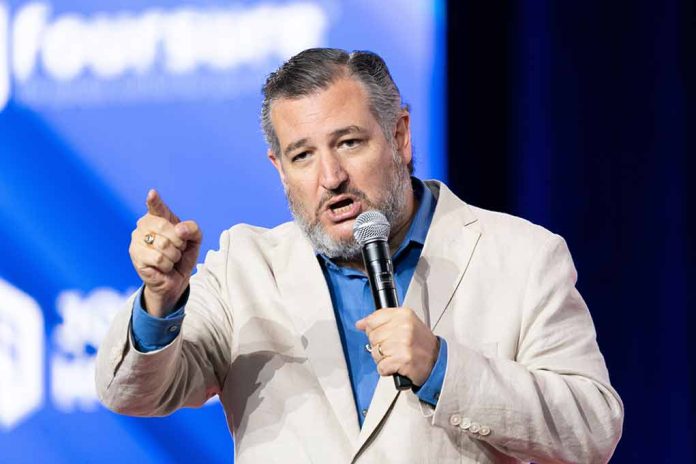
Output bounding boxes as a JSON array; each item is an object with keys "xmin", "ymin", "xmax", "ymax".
[
  {"xmin": 213, "ymin": 220, "xmax": 306, "ymax": 254},
  {"xmin": 196, "ymin": 220, "xmax": 309, "ymax": 277},
  {"xmin": 470, "ymin": 205, "xmax": 558, "ymax": 246},
  {"xmin": 429, "ymin": 180, "xmax": 564, "ymax": 257}
]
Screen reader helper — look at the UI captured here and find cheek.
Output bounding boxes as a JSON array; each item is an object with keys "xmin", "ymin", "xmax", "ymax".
[
  {"xmin": 285, "ymin": 178, "xmax": 320, "ymax": 212},
  {"xmin": 351, "ymin": 162, "xmax": 393, "ymax": 193}
]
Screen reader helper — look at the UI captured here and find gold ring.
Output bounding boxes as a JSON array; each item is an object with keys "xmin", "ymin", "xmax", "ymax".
[
  {"xmin": 377, "ymin": 344, "xmax": 385, "ymax": 357},
  {"xmin": 144, "ymin": 233, "xmax": 156, "ymax": 245}
]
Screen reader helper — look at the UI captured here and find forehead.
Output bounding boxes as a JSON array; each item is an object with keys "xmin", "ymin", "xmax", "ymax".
[{"xmin": 270, "ymin": 78, "xmax": 378, "ymax": 145}]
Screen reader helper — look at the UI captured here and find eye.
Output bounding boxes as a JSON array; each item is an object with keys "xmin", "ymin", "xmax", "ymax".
[
  {"xmin": 291, "ymin": 151, "xmax": 310, "ymax": 163},
  {"xmin": 339, "ymin": 138, "xmax": 362, "ymax": 149}
]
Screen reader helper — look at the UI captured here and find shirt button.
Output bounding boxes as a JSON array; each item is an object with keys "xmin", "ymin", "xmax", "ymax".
[
  {"xmin": 361, "ymin": 409, "xmax": 368, "ymax": 417},
  {"xmin": 459, "ymin": 417, "xmax": 471, "ymax": 430},
  {"xmin": 479, "ymin": 425, "xmax": 491, "ymax": 436},
  {"xmin": 168, "ymin": 325, "xmax": 179, "ymax": 333},
  {"xmin": 365, "ymin": 344, "xmax": 372, "ymax": 353},
  {"xmin": 449, "ymin": 414, "xmax": 461, "ymax": 426},
  {"xmin": 470, "ymin": 422, "xmax": 481, "ymax": 434}
]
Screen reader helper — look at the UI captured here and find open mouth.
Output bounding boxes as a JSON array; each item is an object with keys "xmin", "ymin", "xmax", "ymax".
[
  {"xmin": 324, "ymin": 195, "xmax": 361, "ymax": 222},
  {"xmin": 329, "ymin": 198, "xmax": 354, "ymax": 215}
]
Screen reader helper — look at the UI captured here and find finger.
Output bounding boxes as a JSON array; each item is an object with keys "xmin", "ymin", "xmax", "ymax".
[
  {"xmin": 137, "ymin": 216, "xmax": 185, "ymax": 249},
  {"xmin": 365, "ymin": 324, "xmax": 397, "ymax": 350},
  {"xmin": 368, "ymin": 341, "xmax": 388, "ymax": 364},
  {"xmin": 367, "ymin": 338, "xmax": 400, "ymax": 365},
  {"xmin": 356, "ymin": 308, "xmax": 398, "ymax": 333},
  {"xmin": 146, "ymin": 189, "xmax": 180, "ymax": 224},
  {"xmin": 174, "ymin": 220, "xmax": 203, "ymax": 276},
  {"xmin": 138, "ymin": 265, "xmax": 165, "ymax": 284},
  {"xmin": 376, "ymin": 355, "xmax": 401, "ymax": 377},
  {"xmin": 149, "ymin": 234, "xmax": 183, "ymax": 264},
  {"xmin": 138, "ymin": 231, "xmax": 183, "ymax": 262},
  {"xmin": 136, "ymin": 246, "xmax": 177, "ymax": 273},
  {"xmin": 175, "ymin": 220, "xmax": 202, "ymax": 244}
]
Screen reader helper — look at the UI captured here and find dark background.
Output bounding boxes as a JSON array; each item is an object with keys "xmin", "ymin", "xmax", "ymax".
[{"xmin": 446, "ymin": 1, "xmax": 695, "ymax": 461}]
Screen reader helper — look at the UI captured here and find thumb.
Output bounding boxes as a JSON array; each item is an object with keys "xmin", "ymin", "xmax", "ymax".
[
  {"xmin": 174, "ymin": 220, "xmax": 203, "ymax": 275},
  {"xmin": 175, "ymin": 220, "xmax": 202, "ymax": 244},
  {"xmin": 146, "ymin": 189, "xmax": 180, "ymax": 223},
  {"xmin": 355, "ymin": 318, "xmax": 367, "ymax": 331}
]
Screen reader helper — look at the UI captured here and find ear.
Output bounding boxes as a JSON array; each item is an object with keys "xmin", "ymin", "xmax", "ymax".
[
  {"xmin": 393, "ymin": 110, "xmax": 412, "ymax": 166},
  {"xmin": 268, "ymin": 149, "xmax": 287, "ymax": 185}
]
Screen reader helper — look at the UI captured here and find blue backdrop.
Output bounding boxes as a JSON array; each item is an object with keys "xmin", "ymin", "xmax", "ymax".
[{"xmin": 0, "ymin": 1, "xmax": 445, "ymax": 462}]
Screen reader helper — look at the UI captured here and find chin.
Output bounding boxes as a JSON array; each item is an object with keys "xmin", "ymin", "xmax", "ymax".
[{"xmin": 324, "ymin": 222, "xmax": 356, "ymax": 242}]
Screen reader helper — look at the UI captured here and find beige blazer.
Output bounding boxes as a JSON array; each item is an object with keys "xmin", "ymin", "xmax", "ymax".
[{"xmin": 96, "ymin": 181, "xmax": 623, "ymax": 463}]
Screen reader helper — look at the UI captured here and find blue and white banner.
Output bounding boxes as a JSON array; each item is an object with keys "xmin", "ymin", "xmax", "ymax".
[{"xmin": 0, "ymin": 1, "xmax": 445, "ymax": 462}]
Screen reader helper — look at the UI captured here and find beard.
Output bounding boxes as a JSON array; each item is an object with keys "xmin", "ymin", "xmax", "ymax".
[{"xmin": 285, "ymin": 155, "xmax": 412, "ymax": 261}]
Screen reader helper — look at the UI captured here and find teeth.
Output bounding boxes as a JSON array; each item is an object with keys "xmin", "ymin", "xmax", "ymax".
[{"xmin": 332, "ymin": 204, "xmax": 353, "ymax": 215}]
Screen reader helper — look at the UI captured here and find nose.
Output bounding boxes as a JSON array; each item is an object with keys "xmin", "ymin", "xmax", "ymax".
[{"xmin": 318, "ymin": 152, "xmax": 348, "ymax": 191}]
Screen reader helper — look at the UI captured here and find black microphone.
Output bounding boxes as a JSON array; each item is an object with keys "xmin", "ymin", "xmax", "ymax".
[{"xmin": 353, "ymin": 211, "xmax": 412, "ymax": 391}]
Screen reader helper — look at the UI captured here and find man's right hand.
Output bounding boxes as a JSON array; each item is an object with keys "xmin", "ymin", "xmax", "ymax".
[{"xmin": 129, "ymin": 189, "xmax": 202, "ymax": 317}]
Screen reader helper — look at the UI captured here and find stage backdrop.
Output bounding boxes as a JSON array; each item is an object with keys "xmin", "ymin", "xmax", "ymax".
[
  {"xmin": 447, "ymin": 1, "xmax": 695, "ymax": 462},
  {"xmin": 0, "ymin": 1, "xmax": 445, "ymax": 462}
]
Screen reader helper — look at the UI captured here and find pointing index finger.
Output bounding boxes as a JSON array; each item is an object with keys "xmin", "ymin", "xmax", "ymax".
[{"xmin": 146, "ymin": 189, "xmax": 180, "ymax": 224}]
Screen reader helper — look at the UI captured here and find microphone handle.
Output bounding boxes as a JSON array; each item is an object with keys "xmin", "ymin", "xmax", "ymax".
[{"xmin": 361, "ymin": 240, "xmax": 413, "ymax": 391}]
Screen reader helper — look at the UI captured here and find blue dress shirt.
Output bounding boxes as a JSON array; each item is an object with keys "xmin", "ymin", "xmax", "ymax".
[{"xmin": 131, "ymin": 178, "xmax": 448, "ymax": 427}]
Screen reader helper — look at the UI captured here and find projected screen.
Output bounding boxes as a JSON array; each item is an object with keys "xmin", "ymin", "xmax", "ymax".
[{"xmin": 0, "ymin": 0, "xmax": 445, "ymax": 462}]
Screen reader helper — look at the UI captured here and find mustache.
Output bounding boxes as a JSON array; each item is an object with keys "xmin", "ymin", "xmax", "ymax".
[{"xmin": 315, "ymin": 185, "xmax": 370, "ymax": 216}]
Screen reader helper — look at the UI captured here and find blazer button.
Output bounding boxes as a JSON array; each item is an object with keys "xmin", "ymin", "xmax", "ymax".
[
  {"xmin": 470, "ymin": 422, "xmax": 481, "ymax": 434},
  {"xmin": 449, "ymin": 414, "xmax": 461, "ymax": 426},
  {"xmin": 479, "ymin": 425, "xmax": 491, "ymax": 436},
  {"xmin": 459, "ymin": 417, "xmax": 471, "ymax": 430}
]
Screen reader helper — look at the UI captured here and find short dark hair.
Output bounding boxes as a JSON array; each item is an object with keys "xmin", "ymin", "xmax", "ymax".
[{"xmin": 261, "ymin": 48, "xmax": 413, "ymax": 174}]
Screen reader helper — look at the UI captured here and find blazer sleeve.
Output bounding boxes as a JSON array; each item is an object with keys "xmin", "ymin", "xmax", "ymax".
[
  {"xmin": 95, "ymin": 230, "xmax": 234, "ymax": 417},
  {"xmin": 430, "ymin": 234, "xmax": 624, "ymax": 463}
]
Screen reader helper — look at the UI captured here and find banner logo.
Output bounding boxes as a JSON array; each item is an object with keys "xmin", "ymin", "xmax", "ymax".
[
  {"xmin": 0, "ymin": 278, "xmax": 44, "ymax": 430},
  {"xmin": 51, "ymin": 288, "xmax": 129, "ymax": 412},
  {"xmin": 0, "ymin": 1, "xmax": 328, "ymax": 112}
]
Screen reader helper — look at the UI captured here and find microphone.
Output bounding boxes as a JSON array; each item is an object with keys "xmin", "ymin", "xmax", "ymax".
[{"xmin": 353, "ymin": 211, "xmax": 412, "ymax": 391}]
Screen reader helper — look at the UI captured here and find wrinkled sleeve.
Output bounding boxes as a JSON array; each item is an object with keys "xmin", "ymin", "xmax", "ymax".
[{"xmin": 95, "ymin": 230, "xmax": 233, "ymax": 416}]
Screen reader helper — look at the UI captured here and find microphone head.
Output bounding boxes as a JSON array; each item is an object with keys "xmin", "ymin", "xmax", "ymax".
[{"xmin": 353, "ymin": 210, "xmax": 391, "ymax": 246}]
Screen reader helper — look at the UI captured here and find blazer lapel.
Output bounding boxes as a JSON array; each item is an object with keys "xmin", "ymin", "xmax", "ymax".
[
  {"xmin": 408, "ymin": 181, "xmax": 482, "ymax": 330},
  {"xmin": 352, "ymin": 182, "xmax": 482, "ymax": 458},
  {"xmin": 271, "ymin": 227, "xmax": 361, "ymax": 446}
]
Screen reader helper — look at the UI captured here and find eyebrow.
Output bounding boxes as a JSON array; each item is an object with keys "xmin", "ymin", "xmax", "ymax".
[
  {"xmin": 282, "ymin": 125, "xmax": 367, "ymax": 157},
  {"xmin": 284, "ymin": 138, "xmax": 310, "ymax": 157},
  {"xmin": 331, "ymin": 125, "xmax": 366, "ymax": 139}
]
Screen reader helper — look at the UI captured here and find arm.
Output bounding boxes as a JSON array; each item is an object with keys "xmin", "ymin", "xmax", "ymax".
[
  {"xmin": 95, "ymin": 191, "xmax": 233, "ymax": 416},
  {"xmin": 96, "ymin": 231, "xmax": 233, "ymax": 416},
  {"xmin": 431, "ymin": 235, "xmax": 623, "ymax": 463}
]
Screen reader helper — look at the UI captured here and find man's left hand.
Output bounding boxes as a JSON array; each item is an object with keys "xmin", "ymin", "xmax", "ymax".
[{"xmin": 356, "ymin": 307, "xmax": 439, "ymax": 386}]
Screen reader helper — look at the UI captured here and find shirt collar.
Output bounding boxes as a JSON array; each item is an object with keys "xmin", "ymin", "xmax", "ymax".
[{"xmin": 398, "ymin": 177, "xmax": 434, "ymax": 250}]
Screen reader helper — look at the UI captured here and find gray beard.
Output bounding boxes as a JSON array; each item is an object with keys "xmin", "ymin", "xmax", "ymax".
[{"xmin": 286, "ymin": 158, "xmax": 411, "ymax": 261}]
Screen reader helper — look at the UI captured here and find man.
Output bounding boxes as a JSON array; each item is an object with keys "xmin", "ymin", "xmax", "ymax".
[{"xmin": 96, "ymin": 48, "xmax": 623, "ymax": 463}]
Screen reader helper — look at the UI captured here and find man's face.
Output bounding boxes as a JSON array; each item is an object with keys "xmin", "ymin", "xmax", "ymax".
[{"xmin": 268, "ymin": 77, "xmax": 413, "ymax": 259}]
